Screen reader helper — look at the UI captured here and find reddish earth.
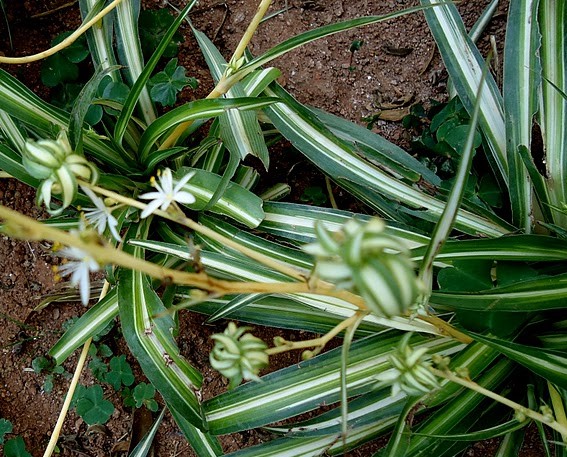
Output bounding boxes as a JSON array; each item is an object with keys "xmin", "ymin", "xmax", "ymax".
[{"xmin": 1, "ymin": 1, "xmax": 544, "ymax": 456}]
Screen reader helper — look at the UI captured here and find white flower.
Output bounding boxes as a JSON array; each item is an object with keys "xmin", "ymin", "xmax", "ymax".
[
  {"xmin": 139, "ymin": 168, "xmax": 196, "ymax": 218},
  {"xmin": 80, "ymin": 186, "xmax": 121, "ymax": 241},
  {"xmin": 56, "ymin": 247, "xmax": 100, "ymax": 305}
]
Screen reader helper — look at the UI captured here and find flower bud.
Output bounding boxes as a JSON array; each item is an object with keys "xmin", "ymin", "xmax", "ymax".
[
  {"xmin": 303, "ymin": 218, "xmax": 421, "ymax": 317},
  {"xmin": 375, "ymin": 333, "xmax": 439, "ymax": 397},
  {"xmin": 210, "ymin": 322, "xmax": 268, "ymax": 389},
  {"xmin": 21, "ymin": 131, "xmax": 98, "ymax": 215}
]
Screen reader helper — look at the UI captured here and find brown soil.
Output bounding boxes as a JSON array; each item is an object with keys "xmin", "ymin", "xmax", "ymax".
[{"xmin": 0, "ymin": 0, "xmax": 544, "ymax": 456}]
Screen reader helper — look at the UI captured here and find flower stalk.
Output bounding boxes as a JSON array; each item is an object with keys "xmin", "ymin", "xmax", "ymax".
[
  {"xmin": 159, "ymin": 0, "xmax": 274, "ymax": 150},
  {"xmin": 431, "ymin": 366, "xmax": 567, "ymax": 440},
  {"xmin": 0, "ymin": 204, "xmax": 364, "ymax": 304},
  {"xmin": 0, "ymin": 0, "xmax": 124, "ymax": 64}
]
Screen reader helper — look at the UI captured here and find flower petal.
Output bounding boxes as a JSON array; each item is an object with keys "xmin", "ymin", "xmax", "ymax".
[{"xmin": 141, "ymin": 198, "xmax": 163, "ymax": 218}]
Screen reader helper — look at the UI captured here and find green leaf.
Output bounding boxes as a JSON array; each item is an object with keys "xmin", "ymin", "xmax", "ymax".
[
  {"xmin": 3, "ymin": 436, "xmax": 31, "ymax": 457},
  {"xmin": 50, "ymin": 288, "xmax": 119, "ymax": 364},
  {"xmin": 133, "ymin": 382, "xmax": 157, "ymax": 410},
  {"xmin": 43, "ymin": 374, "xmax": 55, "ymax": 394},
  {"xmin": 168, "ymin": 405, "xmax": 223, "ymax": 457},
  {"xmin": 31, "ymin": 356, "xmax": 53, "ymax": 374},
  {"xmin": 478, "ymin": 174, "xmax": 502, "ymax": 208},
  {"xmin": 193, "ymin": 29, "xmax": 271, "ymax": 169},
  {"xmin": 70, "ymin": 64, "xmax": 120, "ymax": 152},
  {"xmin": 263, "ymin": 83, "xmax": 511, "ymax": 237},
  {"xmin": 138, "ymin": 97, "xmax": 277, "ymax": 163},
  {"xmin": 98, "ymin": 343, "xmax": 113, "ymax": 358},
  {"xmin": 114, "ymin": 0, "xmax": 157, "ymax": 127},
  {"xmin": 431, "ymin": 273, "xmax": 567, "ymax": 312},
  {"xmin": 105, "ymin": 355, "xmax": 135, "ymax": 390},
  {"xmin": 118, "ymin": 223, "xmax": 206, "ymax": 430},
  {"xmin": 539, "ymin": 0, "xmax": 567, "ymax": 228},
  {"xmin": 0, "ymin": 418, "xmax": 13, "ymax": 444},
  {"xmin": 41, "ymin": 53, "xmax": 79, "ymax": 87},
  {"xmin": 89, "ymin": 356, "xmax": 109, "ymax": 382},
  {"xmin": 469, "ymin": 332, "xmax": 567, "ymax": 390},
  {"xmin": 149, "ymin": 58, "xmax": 197, "ymax": 107},
  {"xmin": 139, "ymin": 9, "xmax": 184, "ymax": 59},
  {"xmin": 407, "ymin": 358, "xmax": 515, "ymax": 456},
  {"xmin": 496, "ymin": 262, "xmax": 539, "ymax": 287},
  {"xmin": 437, "ymin": 260, "xmax": 493, "ymax": 292},
  {"xmin": 174, "ymin": 167, "xmax": 265, "ymax": 228},
  {"xmin": 502, "ymin": 0, "xmax": 539, "ymax": 231},
  {"xmin": 422, "ymin": 0, "xmax": 507, "ymax": 184},
  {"xmin": 0, "ymin": 69, "xmax": 132, "ymax": 172},
  {"xmin": 79, "ymin": 0, "xmax": 121, "ymax": 81},
  {"xmin": 55, "ymin": 31, "xmax": 89, "ymax": 63},
  {"xmin": 203, "ymin": 334, "xmax": 460, "ymax": 434},
  {"xmin": 114, "ymin": 0, "xmax": 197, "ymax": 144},
  {"xmin": 75, "ymin": 384, "xmax": 114, "ymax": 425}
]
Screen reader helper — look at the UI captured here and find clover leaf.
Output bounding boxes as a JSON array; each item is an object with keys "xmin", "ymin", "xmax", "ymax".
[
  {"xmin": 4, "ymin": 436, "xmax": 32, "ymax": 457},
  {"xmin": 149, "ymin": 58, "xmax": 198, "ymax": 107},
  {"xmin": 40, "ymin": 31, "xmax": 88, "ymax": 87},
  {"xmin": 105, "ymin": 355, "xmax": 135, "ymax": 390},
  {"xmin": 0, "ymin": 418, "xmax": 13, "ymax": 444},
  {"xmin": 75, "ymin": 385, "xmax": 114, "ymax": 425},
  {"xmin": 133, "ymin": 382, "xmax": 158, "ymax": 412},
  {"xmin": 139, "ymin": 9, "xmax": 184, "ymax": 59}
]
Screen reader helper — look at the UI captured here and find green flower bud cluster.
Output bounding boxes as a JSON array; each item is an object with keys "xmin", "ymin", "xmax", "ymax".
[
  {"xmin": 303, "ymin": 218, "xmax": 421, "ymax": 318},
  {"xmin": 22, "ymin": 131, "xmax": 98, "ymax": 215},
  {"xmin": 210, "ymin": 322, "xmax": 269, "ymax": 389},
  {"xmin": 376, "ymin": 333, "xmax": 439, "ymax": 397}
]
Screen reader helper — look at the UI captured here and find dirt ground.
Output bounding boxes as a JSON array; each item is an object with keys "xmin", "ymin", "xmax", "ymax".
[{"xmin": 0, "ymin": 0, "xmax": 545, "ymax": 456}]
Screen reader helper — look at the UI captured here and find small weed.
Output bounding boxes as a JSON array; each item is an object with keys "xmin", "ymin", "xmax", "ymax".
[
  {"xmin": 40, "ymin": 32, "xmax": 89, "ymax": 87},
  {"xmin": 300, "ymin": 186, "xmax": 327, "ymax": 206},
  {"xmin": 0, "ymin": 418, "xmax": 12, "ymax": 444},
  {"xmin": 348, "ymin": 39, "xmax": 364, "ymax": 71},
  {"xmin": 139, "ymin": 9, "xmax": 184, "ymax": 59},
  {"xmin": 4, "ymin": 436, "xmax": 32, "ymax": 457},
  {"xmin": 149, "ymin": 58, "xmax": 198, "ymax": 107},
  {"xmin": 132, "ymin": 382, "xmax": 159, "ymax": 412},
  {"xmin": 73, "ymin": 385, "xmax": 114, "ymax": 425},
  {"xmin": 104, "ymin": 355, "xmax": 135, "ymax": 391},
  {"xmin": 31, "ymin": 356, "xmax": 68, "ymax": 393},
  {"xmin": 0, "ymin": 419, "xmax": 31, "ymax": 457}
]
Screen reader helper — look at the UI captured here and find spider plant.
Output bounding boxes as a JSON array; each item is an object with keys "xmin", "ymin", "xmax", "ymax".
[{"xmin": 0, "ymin": 0, "xmax": 566, "ymax": 455}]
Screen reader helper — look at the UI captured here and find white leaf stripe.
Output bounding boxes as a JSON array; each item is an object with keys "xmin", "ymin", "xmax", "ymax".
[
  {"xmin": 421, "ymin": 0, "xmax": 507, "ymax": 182},
  {"xmin": 203, "ymin": 335, "xmax": 462, "ymax": 434},
  {"xmin": 194, "ymin": 28, "xmax": 270, "ymax": 167},
  {"xmin": 119, "ymin": 232, "xmax": 206, "ymax": 429},
  {"xmin": 114, "ymin": 0, "xmax": 156, "ymax": 125},
  {"xmin": 130, "ymin": 239, "xmax": 441, "ymax": 335},
  {"xmin": 263, "ymin": 84, "xmax": 510, "ymax": 237},
  {"xmin": 539, "ymin": 0, "xmax": 567, "ymax": 227},
  {"xmin": 50, "ymin": 288, "xmax": 119, "ymax": 364}
]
